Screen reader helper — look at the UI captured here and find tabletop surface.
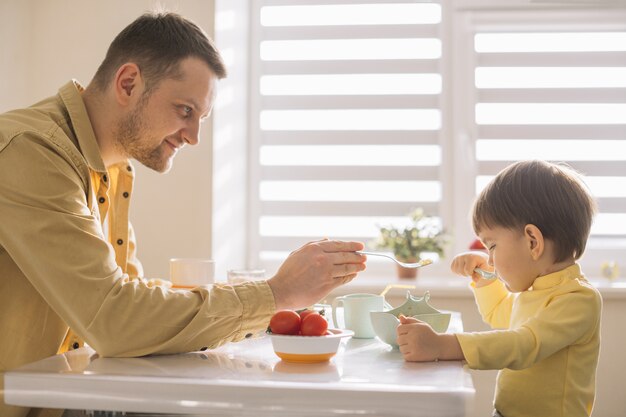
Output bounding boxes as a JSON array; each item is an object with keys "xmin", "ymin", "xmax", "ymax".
[{"xmin": 5, "ymin": 313, "xmax": 473, "ymax": 417}]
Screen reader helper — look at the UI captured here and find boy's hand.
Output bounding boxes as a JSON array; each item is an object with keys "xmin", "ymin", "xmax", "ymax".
[
  {"xmin": 397, "ymin": 315, "xmax": 439, "ymax": 361},
  {"xmin": 397, "ymin": 315, "xmax": 464, "ymax": 362},
  {"xmin": 450, "ymin": 251, "xmax": 494, "ymax": 287}
]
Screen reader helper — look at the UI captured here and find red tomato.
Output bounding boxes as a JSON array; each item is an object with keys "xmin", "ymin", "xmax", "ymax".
[
  {"xmin": 269, "ymin": 310, "xmax": 301, "ymax": 335},
  {"xmin": 298, "ymin": 309, "xmax": 318, "ymax": 320},
  {"xmin": 300, "ymin": 313, "xmax": 328, "ymax": 336}
]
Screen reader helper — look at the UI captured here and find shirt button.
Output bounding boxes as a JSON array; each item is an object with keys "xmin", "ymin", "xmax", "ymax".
[
  {"xmin": 98, "ymin": 197, "xmax": 106, "ymax": 204},
  {"xmin": 123, "ymin": 192, "xmax": 129, "ymax": 198},
  {"xmin": 72, "ymin": 342, "xmax": 80, "ymax": 349},
  {"xmin": 200, "ymin": 347, "xmax": 208, "ymax": 351},
  {"xmin": 117, "ymin": 239, "xmax": 124, "ymax": 245},
  {"xmin": 102, "ymin": 174, "xmax": 108, "ymax": 183},
  {"xmin": 245, "ymin": 333, "xmax": 253, "ymax": 338}
]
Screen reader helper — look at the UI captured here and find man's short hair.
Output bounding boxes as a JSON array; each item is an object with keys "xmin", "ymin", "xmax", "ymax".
[
  {"xmin": 472, "ymin": 160, "xmax": 597, "ymax": 262},
  {"xmin": 91, "ymin": 12, "xmax": 227, "ymax": 93}
]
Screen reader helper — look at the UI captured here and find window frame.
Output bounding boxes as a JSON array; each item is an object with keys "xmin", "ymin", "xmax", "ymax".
[{"xmin": 231, "ymin": 0, "xmax": 626, "ymax": 279}]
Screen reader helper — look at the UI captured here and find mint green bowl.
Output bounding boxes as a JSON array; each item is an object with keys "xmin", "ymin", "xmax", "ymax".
[{"xmin": 370, "ymin": 291, "xmax": 451, "ymax": 348}]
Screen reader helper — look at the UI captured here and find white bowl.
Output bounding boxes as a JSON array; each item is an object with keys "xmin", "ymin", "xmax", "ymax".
[
  {"xmin": 269, "ymin": 328, "xmax": 354, "ymax": 363},
  {"xmin": 370, "ymin": 311, "xmax": 451, "ymax": 348}
]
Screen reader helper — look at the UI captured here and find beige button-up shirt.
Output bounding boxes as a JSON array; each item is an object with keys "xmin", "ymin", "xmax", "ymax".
[{"xmin": 0, "ymin": 81, "xmax": 275, "ymax": 417}]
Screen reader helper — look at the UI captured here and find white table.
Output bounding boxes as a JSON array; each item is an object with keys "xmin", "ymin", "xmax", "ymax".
[{"xmin": 5, "ymin": 313, "xmax": 473, "ymax": 417}]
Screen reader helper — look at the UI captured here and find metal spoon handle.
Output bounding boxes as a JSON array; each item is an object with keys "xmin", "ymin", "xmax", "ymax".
[
  {"xmin": 474, "ymin": 268, "xmax": 497, "ymax": 280},
  {"xmin": 356, "ymin": 251, "xmax": 433, "ymax": 269}
]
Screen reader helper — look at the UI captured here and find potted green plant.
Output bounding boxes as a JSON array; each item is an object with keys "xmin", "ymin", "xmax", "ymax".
[{"xmin": 372, "ymin": 208, "xmax": 448, "ymax": 279}]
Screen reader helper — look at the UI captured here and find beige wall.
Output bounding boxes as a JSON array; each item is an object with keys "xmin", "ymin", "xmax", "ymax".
[
  {"xmin": 0, "ymin": 0, "xmax": 218, "ymax": 279},
  {"xmin": 0, "ymin": 1, "xmax": 33, "ymax": 112}
]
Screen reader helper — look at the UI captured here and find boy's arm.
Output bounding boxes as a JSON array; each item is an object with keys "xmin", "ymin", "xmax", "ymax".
[
  {"xmin": 456, "ymin": 286, "xmax": 601, "ymax": 370},
  {"xmin": 472, "ymin": 279, "xmax": 515, "ymax": 329},
  {"xmin": 451, "ymin": 252, "xmax": 514, "ymax": 329}
]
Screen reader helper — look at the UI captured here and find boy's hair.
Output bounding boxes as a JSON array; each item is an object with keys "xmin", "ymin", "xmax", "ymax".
[
  {"xmin": 91, "ymin": 12, "xmax": 227, "ymax": 95},
  {"xmin": 472, "ymin": 160, "xmax": 597, "ymax": 262}
]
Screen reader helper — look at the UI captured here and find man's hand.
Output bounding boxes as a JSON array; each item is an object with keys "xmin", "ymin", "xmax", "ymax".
[
  {"xmin": 267, "ymin": 239, "xmax": 366, "ymax": 309},
  {"xmin": 397, "ymin": 315, "xmax": 463, "ymax": 362}
]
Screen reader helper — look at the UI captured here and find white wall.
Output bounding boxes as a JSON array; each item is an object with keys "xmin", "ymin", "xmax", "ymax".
[
  {"xmin": 0, "ymin": 0, "xmax": 34, "ymax": 112},
  {"xmin": 212, "ymin": 0, "xmax": 250, "ymax": 282},
  {"xmin": 0, "ymin": 0, "xmax": 219, "ymax": 280}
]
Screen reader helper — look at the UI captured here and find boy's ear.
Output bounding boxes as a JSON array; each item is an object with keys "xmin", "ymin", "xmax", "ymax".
[
  {"xmin": 113, "ymin": 63, "xmax": 144, "ymax": 106},
  {"xmin": 524, "ymin": 224, "xmax": 544, "ymax": 260}
]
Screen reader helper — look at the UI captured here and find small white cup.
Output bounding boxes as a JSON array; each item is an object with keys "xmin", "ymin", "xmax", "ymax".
[
  {"xmin": 226, "ymin": 269, "xmax": 265, "ymax": 285},
  {"xmin": 332, "ymin": 293, "xmax": 391, "ymax": 339},
  {"xmin": 170, "ymin": 258, "xmax": 215, "ymax": 289}
]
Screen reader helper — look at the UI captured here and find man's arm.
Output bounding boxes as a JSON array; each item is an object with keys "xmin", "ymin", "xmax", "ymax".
[
  {"xmin": 0, "ymin": 135, "xmax": 273, "ymax": 356},
  {"xmin": 1, "ymin": 135, "xmax": 367, "ymax": 357}
]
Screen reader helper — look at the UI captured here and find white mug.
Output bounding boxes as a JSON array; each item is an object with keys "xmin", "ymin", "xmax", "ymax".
[
  {"xmin": 332, "ymin": 293, "xmax": 391, "ymax": 339},
  {"xmin": 169, "ymin": 258, "xmax": 215, "ymax": 289}
]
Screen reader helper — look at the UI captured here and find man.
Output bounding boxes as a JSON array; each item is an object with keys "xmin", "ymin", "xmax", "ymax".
[{"xmin": 0, "ymin": 12, "xmax": 366, "ymax": 417}]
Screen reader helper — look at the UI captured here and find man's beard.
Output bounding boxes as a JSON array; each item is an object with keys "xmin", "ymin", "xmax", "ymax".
[{"xmin": 114, "ymin": 102, "xmax": 172, "ymax": 173}]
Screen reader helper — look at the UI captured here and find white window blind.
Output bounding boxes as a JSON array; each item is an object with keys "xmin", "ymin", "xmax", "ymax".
[
  {"xmin": 248, "ymin": 1, "xmax": 447, "ymax": 275},
  {"xmin": 245, "ymin": 1, "xmax": 626, "ymax": 277},
  {"xmin": 468, "ymin": 9, "xmax": 626, "ymax": 273}
]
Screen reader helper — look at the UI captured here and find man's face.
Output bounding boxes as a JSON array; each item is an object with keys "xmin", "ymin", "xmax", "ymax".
[{"xmin": 114, "ymin": 57, "xmax": 217, "ymax": 173}]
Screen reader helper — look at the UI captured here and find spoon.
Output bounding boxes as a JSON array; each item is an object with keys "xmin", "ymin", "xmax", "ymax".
[
  {"xmin": 356, "ymin": 251, "xmax": 433, "ymax": 269},
  {"xmin": 474, "ymin": 268, "xmax": 497, "ymax": 280}
]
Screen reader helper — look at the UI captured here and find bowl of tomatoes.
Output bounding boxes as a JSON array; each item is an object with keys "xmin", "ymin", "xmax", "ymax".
[{"xmin": 267, "ymin": 308, "xmax": 353, "ymax": 363}]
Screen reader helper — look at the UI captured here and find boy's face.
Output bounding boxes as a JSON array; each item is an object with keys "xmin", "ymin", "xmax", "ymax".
[
  {"xmin": 114, "ymin": 57, "xmax": 217, "ymax": 173},
  {"xmin": 478, "ymin": 225, "xmax": 537, "ymax": 292}
]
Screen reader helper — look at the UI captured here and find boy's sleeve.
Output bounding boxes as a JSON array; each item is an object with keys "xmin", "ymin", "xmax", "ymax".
[{"xmin": 471, "ymin": 279, "xmax": 514, "ymax": 329}]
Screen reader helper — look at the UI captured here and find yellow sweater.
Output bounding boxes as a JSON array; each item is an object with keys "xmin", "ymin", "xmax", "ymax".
[{"xmin": 456, "ymin": 264, "xmax": 601, "ymax": 417}]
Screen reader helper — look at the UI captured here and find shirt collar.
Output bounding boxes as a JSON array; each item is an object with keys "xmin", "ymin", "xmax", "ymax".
[
  {"xmin": 58, "ymin": 80, "xmax": 107, "ymax": 174},
  {"xmin": 532, "ymin": 263, "xmax": 583, "ymax": 290}
]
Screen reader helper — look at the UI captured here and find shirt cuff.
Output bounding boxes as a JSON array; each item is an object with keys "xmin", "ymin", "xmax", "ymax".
[
  {"xmin": 455, "ymin": 332, "xmax": 481, "ymax": 368},
  {"xmin": 232, "ymin": 280, "xmax": 276, "ymax": 339}
]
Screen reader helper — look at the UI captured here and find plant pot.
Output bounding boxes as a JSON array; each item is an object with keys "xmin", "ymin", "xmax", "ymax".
[{"xmin": 396, "ymin": 263, "xmax": 418, "ymax": 279}]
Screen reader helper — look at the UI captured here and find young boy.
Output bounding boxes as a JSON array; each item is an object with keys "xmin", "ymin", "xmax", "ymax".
[{"xmin": 396, "ymin": 160, "xmax": 602, "ymax": 417}]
